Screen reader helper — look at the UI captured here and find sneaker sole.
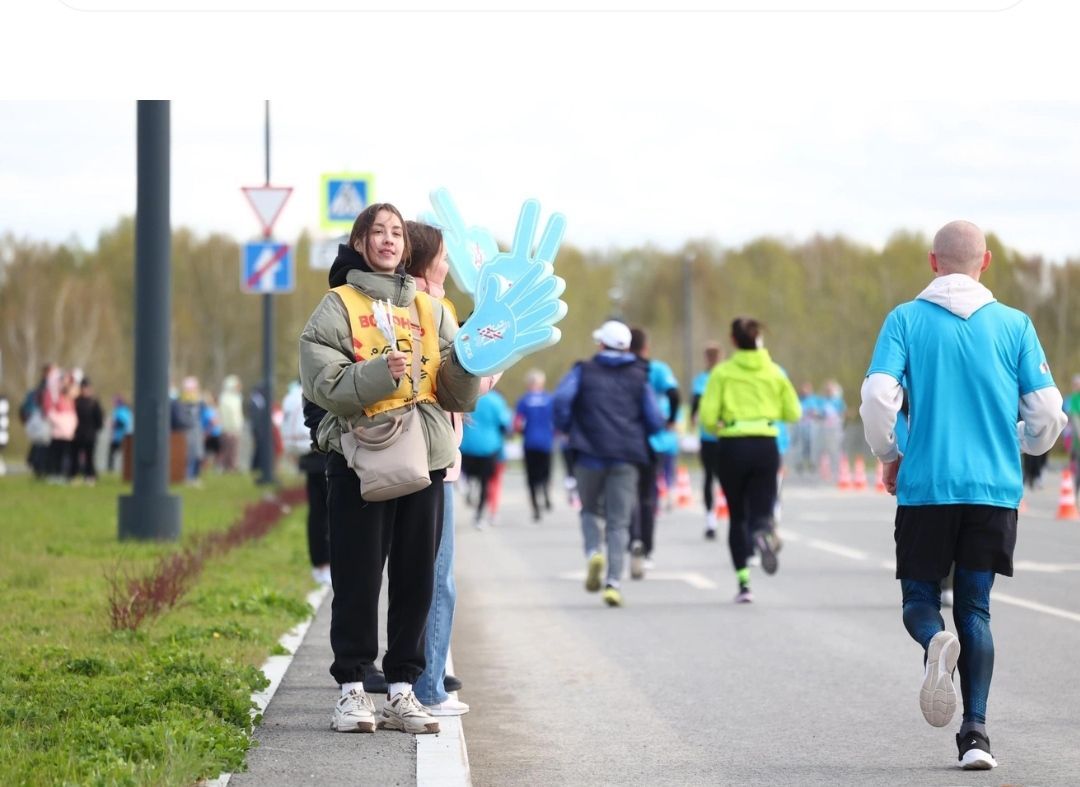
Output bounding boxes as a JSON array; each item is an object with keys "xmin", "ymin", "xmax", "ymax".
[
  {"xmin": 585, "ymin": 554, "xmax": 604, "ymax": 592},
  {"xmin": 331, "ymin": 719, "xmax": 375, "ymax": 733},
  {"xmin": 920, "ymin": 631, "xmax": 960, "ymax": 727},
  {"xmin": 755, "ymin": 532, "xmax": 779, "ymax": 575},
  {"xmin": 959, "ymin": 750, "xmax": 997, "ymax": 770},
  {"xmin": 377, "ymin": 718, "xmax": 441, "ymax": 734}
]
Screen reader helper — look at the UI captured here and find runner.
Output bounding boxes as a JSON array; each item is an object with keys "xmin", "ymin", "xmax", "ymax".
[
  {"xmin": 690, "ymin": 342, "xmax": 724, "ymax": 539},
  {"xmin": 699, "ymin": 317, "xmax": 801, "ymax": 603},
  {"xmin": 860, "ymin": 219, "xmax": 1067, "ymax": 769}
]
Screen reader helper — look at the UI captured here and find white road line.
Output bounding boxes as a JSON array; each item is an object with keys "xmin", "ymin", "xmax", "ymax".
[
  {"xmin": 806, "ymin": 539, "xmax": 868, "ymax": 561},
  {"xmin": 788, "ymin": 528, "xmax": 1080, "ymax": 625},
  {"xmin": 990, "ymin": 592, "xmax": 1080, "ymax": 624},
  {"xmin": 558, "ymin": 570, "xmax": 718, "ymax": 590}
]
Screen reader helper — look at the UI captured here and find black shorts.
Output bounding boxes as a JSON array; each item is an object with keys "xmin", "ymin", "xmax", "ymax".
[{"xmin": 894, "ymin": 504, "xmax": 1017, "ymax": 582}]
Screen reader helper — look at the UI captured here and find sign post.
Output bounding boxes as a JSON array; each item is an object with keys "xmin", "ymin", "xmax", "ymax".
[{"xmin": 241, "ymin": 101, "xmax": 292, "ymax": 486}]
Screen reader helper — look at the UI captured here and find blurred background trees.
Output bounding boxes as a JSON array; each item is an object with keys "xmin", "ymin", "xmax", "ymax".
[{"xmin": 2, "ymin": 218, "xmax": 1078, "ymax": 459}]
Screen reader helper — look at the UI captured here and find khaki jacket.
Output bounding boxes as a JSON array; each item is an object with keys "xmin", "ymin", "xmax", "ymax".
[{"xmin": 299, "ymin": 268, "xmax": 480, "ymax": 472}]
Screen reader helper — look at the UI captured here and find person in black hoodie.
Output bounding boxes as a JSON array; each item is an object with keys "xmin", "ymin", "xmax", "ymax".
[{"xmin": 73, "ymin": 378, "xmax": 104, "ymax": 484}]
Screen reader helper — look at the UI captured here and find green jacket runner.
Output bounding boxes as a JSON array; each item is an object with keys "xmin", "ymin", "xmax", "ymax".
[{"xmin": 699, "ymin": 348, "xmax": 802, "ymax": 438}]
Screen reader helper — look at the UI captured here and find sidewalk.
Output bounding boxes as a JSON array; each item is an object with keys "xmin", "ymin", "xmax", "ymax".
[{"xmin": 226, "ymin": 589, "xmax": 470, "ymax": 786}]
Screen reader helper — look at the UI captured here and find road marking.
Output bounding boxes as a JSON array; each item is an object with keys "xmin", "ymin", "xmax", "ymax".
[
  {"xmin": 558, "ymin": 570, "xmax": 718, "ymax": 590},
  {"xmin": 787, "ymin": 529, "xmax": 1080, "ymax": 624},
  {"xmin": 990, "ymin": 592, "xmax": 1080, "ymax": 624},
  {"xmin": 1012, "ymin": 560, "xmax": 1080, "ymax": 574},
  {"xmin": 806, "ymin": 539, "xmax": 868, "ymax": 561}
]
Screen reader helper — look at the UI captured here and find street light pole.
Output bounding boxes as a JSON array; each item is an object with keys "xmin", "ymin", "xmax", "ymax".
[
  {"xmin": 682, "ymin": 251, "xmax": 695, "ymax": 402},
  {"xmin": 119, "ymin": 100, "xmax": 181, "ymax": 540}
]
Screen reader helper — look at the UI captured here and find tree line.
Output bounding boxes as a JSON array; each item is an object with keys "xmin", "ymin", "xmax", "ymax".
[{"xmin": 2, "ymin": 218, "xmax": 1078, "ymax": 456}]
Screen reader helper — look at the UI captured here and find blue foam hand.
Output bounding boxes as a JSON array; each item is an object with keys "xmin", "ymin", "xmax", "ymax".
[
  {"xmin": 454, "ymin": 200, "xmax": 569, "ymax": 376},
  {"xmin": 420, "ymin": 188, "xmax": 499, "ymax": 297}
]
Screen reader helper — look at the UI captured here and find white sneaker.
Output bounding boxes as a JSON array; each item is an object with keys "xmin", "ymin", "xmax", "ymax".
[
  {"xmin": 629, "ymin": 540, "xmax": 646, "ymax": 580},
  {"xmin": 920, "ymin": 631, "xmax": 960, "ymax": 727},
  {"xmin": 311, "ymin": 565, "xmax": 332, "ymax": 586},
  {"xmin": 940, "ymin": 589, "xmax": 954, "ymax": 608},
  {"xmin": 424, "ymin": 697, "xmax": 470, "ymax": 716},
  {"xmin": 377, "ymin": 690, "xmax": 441, "ymax": 734},
  {"xmin": 331, "ymin": 689, "xmax": 376, "ymax": 733}
]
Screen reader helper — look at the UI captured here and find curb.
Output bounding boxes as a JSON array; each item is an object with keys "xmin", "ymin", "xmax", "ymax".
[
  {"xmin": 416, "ymin": 649, "xmax": 472, "ymax": 786},
  {"xmin": 202, "ymin": 584, "xmax": 331, "ymax": 787}
]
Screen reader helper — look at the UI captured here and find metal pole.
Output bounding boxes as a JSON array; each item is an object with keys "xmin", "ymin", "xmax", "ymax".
[
  {"xmin": 119, "ymin": 100, "xmax": 181, "ymax": 540},
  {"xmin": 258, "ymin": 100, "xmax": 276, "ymax": 485}
]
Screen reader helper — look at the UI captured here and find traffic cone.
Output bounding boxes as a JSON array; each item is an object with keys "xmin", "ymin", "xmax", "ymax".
[
  {"xmin": 875, "ymin": 460, "xmax": 886, "ymax": 493},
  {"xmin": 1019, "ymin": 496, "xmax": 1028, "ymax": 514},
  {"xmin": 1055, "ymin": 469, "xmax": 1079, "ymax": 521},
  {"xmin": 714, "ymin": 487, "xmax": 729, "ymax": 521},
  {"xmin": 657, "ymin": 472, "xmax": 668, "ymax": 506},
  {"xmin": 837, "ymin": 455, "xmax": 852, "ymax": 490},
  {"xmin": 853, "ymin": 455, "xmax": 868, "ymax": 491},
  {"xmin": 674, "ymin": 465, "xmax": 693, "ymax": 509}
]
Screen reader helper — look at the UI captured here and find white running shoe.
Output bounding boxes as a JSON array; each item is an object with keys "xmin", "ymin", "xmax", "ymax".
[
  {"xmin": 331, "ymin": 689, "xmax": 376, "ymax": 733},
  {"xmin": 425, "ymin": 697, "xmax": 470, "ymax": 716},
  {"xmin": 629, "ymin": 540, "xmax": 646, "ymax": 580},
  {"xmin": 940, "ymin": 589, "xmax": 954, "ymax": 608},
  {"xmin": 311, "ymin": 565, "xmax": 332, "ymax": 586},
  {"xmin": 378, "ymin": 689, "xmax": 441, "ymax": 734},
  {"xmin": 920, "ymin": 631, "xmax": 960, "ymax": 727}
]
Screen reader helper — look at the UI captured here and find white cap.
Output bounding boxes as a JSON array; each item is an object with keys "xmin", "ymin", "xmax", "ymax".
[{"xmin": 592, "ymin": 320, "xmax": 632, "ymax": 351}]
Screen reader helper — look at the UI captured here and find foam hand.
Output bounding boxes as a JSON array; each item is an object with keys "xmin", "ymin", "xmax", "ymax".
[
  {"xmin": 419, "ymin": 187, "xmax": 499, "ymax": 297},
  {"xmin": 454, "ymin": 200, "xmax": 568, "ymax": 377}
]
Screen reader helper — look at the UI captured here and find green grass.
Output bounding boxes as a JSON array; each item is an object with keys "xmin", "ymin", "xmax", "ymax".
[{"xmin": 0, "ymin": 473, "xmax": 315, "ymax": 786}]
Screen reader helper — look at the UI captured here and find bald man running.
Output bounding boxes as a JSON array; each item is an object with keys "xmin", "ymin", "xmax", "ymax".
[{"xmin": 860, "ymin": 220, "xmax": 1067, "ymax": 771}]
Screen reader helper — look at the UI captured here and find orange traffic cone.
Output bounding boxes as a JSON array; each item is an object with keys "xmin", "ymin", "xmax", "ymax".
[
  {"xmin": 1055, "ymin": 469, "xmax": 1079, "ymax": 521},
  {"xmin": 1019, "ymin": 496, "xmax": 1028, "ymax": 514},
  {"xmin": 674, "ymin": 465, "xmax": 693, "ymax": 509},
  {"xmin": 853, "ymin": 455, "xmax": 868, "ymax": 491},
  {"xmin": 714, "ymin": 487, "xmax": 729, "ymax": 521},
  {"xmin": 875, "ymin": 460, "xmax": 886, "ymax": 493},
  {"xmin": 837, "ymin": 455, "xmax": 853, "ymax": 490}
]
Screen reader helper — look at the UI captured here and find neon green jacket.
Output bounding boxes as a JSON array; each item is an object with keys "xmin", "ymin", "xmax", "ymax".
[{"xmin": 699, "ymin": 349, "xmax": 802, "ymax": 438}]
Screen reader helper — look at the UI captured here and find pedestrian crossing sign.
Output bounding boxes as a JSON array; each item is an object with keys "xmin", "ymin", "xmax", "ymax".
[
  {"xmin": 241, "ymin": 241, "xmax": 294, "ymax": 294},
  {"xmin": 321, "ymin": 172, "xmax": 375, "ymax": 231}
]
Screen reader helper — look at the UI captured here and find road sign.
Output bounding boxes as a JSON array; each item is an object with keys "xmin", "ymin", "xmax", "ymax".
[
  {"xmin": 242, "ymin": 185, "xmax": 292, "ymax": 236},
  {"xmin": 242, "ymin": 242, "xmax": 294, "ymax": 294},
  {"xmin": 309, "ymin": 236, "xmax": 346, "ymax": 270},
  {"xmin": 321, "ymin": 172, "xmax": 374, "ymax": 231}
]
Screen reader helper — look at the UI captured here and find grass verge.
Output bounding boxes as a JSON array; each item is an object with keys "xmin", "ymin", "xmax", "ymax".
[{"xmin": 0, "ymin": 473, "xmax": 315, "ymax": 786}]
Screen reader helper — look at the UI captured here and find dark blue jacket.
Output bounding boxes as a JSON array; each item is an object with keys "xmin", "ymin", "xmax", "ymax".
[{"xmin": 553, "ymin": 351, "xmax": 664, "ymax": 467}]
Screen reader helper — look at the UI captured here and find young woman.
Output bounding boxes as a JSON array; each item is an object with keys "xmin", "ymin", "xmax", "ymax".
[
  {"xmin": 403, "ymin": 219, "xmax": 499, "ymax": 716},
  {"xmin": 299, "ymin": 204, "xmax": 480, "ymax": 735},
  {"xmin": 699, "ymin": 318, "xmax": 801, "ymax": 603}
]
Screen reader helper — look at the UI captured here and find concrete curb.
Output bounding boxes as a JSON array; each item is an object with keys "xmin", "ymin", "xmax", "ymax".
[
  {"xmin": 202, "ymin": 584, "xmax": 331, "ymax": 787},
  {"xmin": 416, "ymin": 650, "xmax": 472, "ymax": 786}
]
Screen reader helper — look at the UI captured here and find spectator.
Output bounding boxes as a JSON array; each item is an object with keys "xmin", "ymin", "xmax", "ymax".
[{"xmin": 73, "ymin": 378, "xmax": 104, "ymax": 484}]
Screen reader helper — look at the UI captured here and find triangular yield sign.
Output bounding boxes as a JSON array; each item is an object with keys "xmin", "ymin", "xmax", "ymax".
[{"xmin": 242, "ymin": 186, "xmax": 293, "ymax": 236}]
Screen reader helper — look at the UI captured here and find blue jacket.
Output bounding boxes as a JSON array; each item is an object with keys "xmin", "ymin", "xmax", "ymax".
[
  {"xmin": 460, "ymin": 391, "xmax": 512, "ymax": 458},
  {"xmin": 554, "ymin": 351, "xmax": 664, "ymax": 467}
]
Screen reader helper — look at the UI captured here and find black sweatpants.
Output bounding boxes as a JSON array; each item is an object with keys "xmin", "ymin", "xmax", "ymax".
[
  {"xmin": 306, "ymin": 468, "xmax": 330, "ymax": 567},
  {"xmin": 715, "ymin": 437, "xmax": 780, "ymax": 572},
  {"xmin": 325, "ymin": 450, "xmax": 445, "ymax": 686},
  {"xmin": 630, "ymin": 457, "xmax": 659, "ymax": 556}
]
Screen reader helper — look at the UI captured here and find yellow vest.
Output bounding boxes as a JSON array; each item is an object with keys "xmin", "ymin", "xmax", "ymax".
[{"xmin": 331, "ymin": 285, "xmax": 441, "ymax": 417}]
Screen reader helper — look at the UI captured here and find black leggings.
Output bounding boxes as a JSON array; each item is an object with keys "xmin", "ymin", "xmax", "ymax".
[
  {"xmin": 524, "ymin": 449, "xmax": 552, "ymax": 515},
  {"xmin": 715, "ymin": 437, "xmax": 780, "ymax": 572},
  {"xmin": 461, "ymin": 453, "xmax": 498, "ymax": 519},
  {"xmin": 699, "ymin": 439, "xmax": 721, "ymax": 511}
]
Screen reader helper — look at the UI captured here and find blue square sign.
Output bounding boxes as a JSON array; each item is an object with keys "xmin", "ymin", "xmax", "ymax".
[
  {"xmin": 241, "ymin": 242, "xmax": 294, "ymax": 294},
  {"xmin": 321, "ymin": 172, "xmax": 374, "ymax": 230}
]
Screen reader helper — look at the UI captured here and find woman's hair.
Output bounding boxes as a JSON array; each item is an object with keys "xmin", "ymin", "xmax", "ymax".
[
  {"xmin": 347, "ymin": 203, "xmax": 411, "ymax": 265},
  {"xmin": 731, "ymin": 317, "xmax": 764, "ymax": 350},
  {"xmin": 403, "ymin": 221, "xmax": 444, "ymax": 279}
]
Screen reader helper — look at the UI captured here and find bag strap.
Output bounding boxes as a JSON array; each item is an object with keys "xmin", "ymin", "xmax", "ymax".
[{"xmin": 408, "ymin": 301, "xmax": 422, "ymax": 402}]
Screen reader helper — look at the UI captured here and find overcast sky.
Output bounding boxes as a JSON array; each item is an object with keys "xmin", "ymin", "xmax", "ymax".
[{"xmin": 4, "ymin": 0, "xmax": 1080, "ymax": 261}]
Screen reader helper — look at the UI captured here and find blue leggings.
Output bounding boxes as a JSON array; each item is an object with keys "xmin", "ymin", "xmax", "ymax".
[{"xmin": 901, "ymin": 568, "xmax": 995, "ymax": 724}]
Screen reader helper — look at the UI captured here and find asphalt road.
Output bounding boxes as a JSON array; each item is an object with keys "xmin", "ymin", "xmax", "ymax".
[{"xmin": 453, "ymin": 466, "xmax": 1080, "ymax": 786}]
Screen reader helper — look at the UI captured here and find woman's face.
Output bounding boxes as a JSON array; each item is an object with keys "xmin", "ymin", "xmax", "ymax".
[
  {"xmin": 358, "ymin": 209, "xmax": 405, "ymax": 272},
  {"xmin": 428, "ymin": 241, "xmax": 449, "ymax": 288}
]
